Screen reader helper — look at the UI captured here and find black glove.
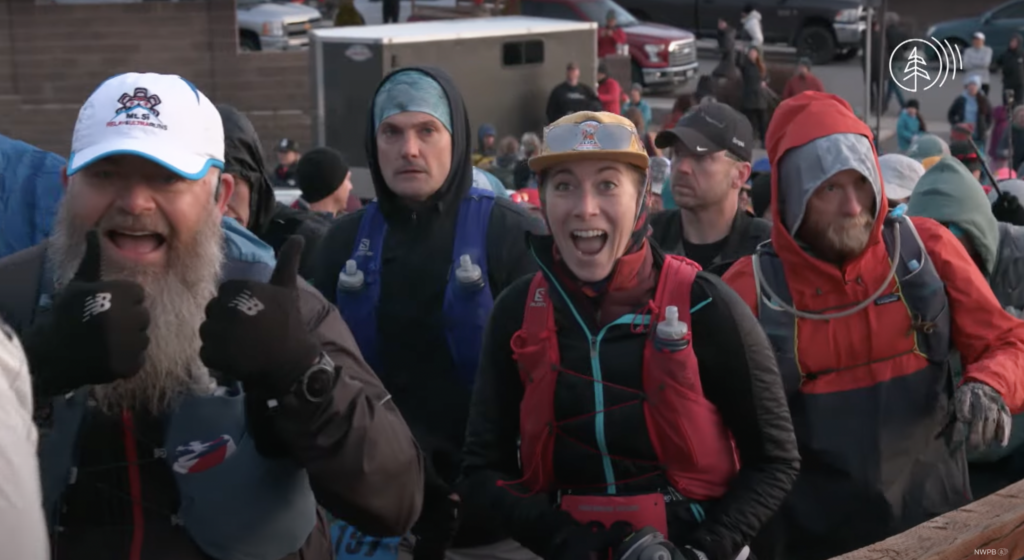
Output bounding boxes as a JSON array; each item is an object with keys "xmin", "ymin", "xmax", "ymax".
[
  {"xmin": 411, "ymin": 488, "xmax": 460, "ymax": 560},
  {"xmin": 199, "ymin": 236, "xmax": 321, "ymax": 397},
  {"xmin": 548, "ymin": 522, "xmax": 610, "ymax": 560},
  {"xmin": 992, "ymin": 191, "xmax": 1024, "ymax": 226},
  {"xmin": 23, "ymin": 230, "xmax": 149, "ymax": 397}
]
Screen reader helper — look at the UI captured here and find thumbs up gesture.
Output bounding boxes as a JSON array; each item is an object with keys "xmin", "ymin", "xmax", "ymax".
[
  {"xmin": 199, "ymin": 236, "xmax": 321, "ymax": 397},
  {"xmin": 23, "ymin": 230, "xmax": 150, "ymax": 397}
]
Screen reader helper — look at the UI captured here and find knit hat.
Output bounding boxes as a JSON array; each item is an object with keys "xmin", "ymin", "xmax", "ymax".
[
  {"xmin": 878, "ymin": 153, "xmax": 925, "ymax": 201},
  {"xmin": 296, "ymin": 147, "xmax": 350, "ymax": 204}
]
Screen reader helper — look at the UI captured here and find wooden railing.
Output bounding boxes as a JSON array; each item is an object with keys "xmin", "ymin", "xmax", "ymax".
[{"xmin": 833, "ymin": 479, "xmax": 1024, "ymax": 560}]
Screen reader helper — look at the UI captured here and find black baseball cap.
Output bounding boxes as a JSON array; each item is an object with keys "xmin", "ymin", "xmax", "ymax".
[
  {"xmin": 654, "ymin": 102, "xmax": 754, "ymax": 162},
  {"xmin": 277, "ymin": 138, "xmax": 299, "ymax": 153}
]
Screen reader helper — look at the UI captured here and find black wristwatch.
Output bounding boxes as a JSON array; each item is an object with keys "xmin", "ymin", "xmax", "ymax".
[{"xmin": 298, "ymin": 353, "xmax": 338, "ymax": 402}]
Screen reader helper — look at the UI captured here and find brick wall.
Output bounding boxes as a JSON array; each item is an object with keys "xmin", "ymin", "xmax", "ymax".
[{"xmin": 0, "ymin": 0, "xmax": 311, "ymax": 162}]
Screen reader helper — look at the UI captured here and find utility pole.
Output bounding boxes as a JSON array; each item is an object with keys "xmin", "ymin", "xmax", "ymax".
[
  {"xmin": 864, "ymin": 7, "xmax": 872, "ymax": 127},
  {"xmin": 876, "ymin": 0, "xmax": 887, "ymax": 141}
]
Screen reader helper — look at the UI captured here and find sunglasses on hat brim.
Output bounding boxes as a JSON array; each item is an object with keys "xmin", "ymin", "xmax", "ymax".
[{"xmin": 543, "ymin": 122, "xmax": 640, "ymax": 154}]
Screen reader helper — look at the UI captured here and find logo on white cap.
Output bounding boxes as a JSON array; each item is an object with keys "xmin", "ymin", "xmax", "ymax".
[
  {"xmin": 68, "ymin": 72, "xmax": 225, "ymax": 181},
  {"xmin": 110, "ymin": 87, "xmax": 166, "ymax": 130}
]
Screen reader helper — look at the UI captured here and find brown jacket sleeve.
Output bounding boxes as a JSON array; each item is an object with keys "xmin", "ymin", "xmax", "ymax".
[{"xmin": 269, "ymin": 281, "xmax": 424, "ymax": 537}]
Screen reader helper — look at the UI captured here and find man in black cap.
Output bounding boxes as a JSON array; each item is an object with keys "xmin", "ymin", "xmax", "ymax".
[
  {"xmin": 274, "ymin": 138, "xmax": 301, "ymax": 188},
  {"xmin": 218, "ymin": 105, "xmax": 278, "ymax": 236},
  {"xmin": 648, "ymin": 102, "xmax": 771, "ymax": 275}
]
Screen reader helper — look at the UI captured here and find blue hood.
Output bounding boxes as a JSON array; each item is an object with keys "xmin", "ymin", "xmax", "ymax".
[
  {"xmin": 0, "ymin": 134, "xmax": 66, "ymax": 258},
  {"xmin": 221, "ymin": 216, "xmax": 276, "ymax": 281}
]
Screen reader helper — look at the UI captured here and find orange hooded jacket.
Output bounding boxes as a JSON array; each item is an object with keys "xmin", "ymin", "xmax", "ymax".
[{"xmin": 722, "ymin": 92, "xmax": 1024, "ymax": 410}]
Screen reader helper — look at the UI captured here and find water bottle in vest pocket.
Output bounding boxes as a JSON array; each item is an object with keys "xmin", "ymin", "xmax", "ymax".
[
  {"xmin": 330, "ymin": 520, "xmax": 403, "ymax": 560},
  {"xmin": 164, "ymin": 384, "xmax": 317, "ymax": 560}
]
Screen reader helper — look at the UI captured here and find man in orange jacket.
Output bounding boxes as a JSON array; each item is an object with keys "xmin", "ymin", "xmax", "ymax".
[{"xmin": 722, "ymin": 91, "xmax": 1024, "ymax": 560}]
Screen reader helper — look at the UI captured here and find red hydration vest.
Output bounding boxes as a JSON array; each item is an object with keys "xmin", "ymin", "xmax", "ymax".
[{"xmin": 510, "ymin": 255, "xmax": 740, "ymax": 501}]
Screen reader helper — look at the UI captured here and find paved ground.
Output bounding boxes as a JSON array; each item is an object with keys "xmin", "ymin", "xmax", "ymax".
[{"xmin": 641, "ymin": 54, "xmax": 1004, "ymax": 154}]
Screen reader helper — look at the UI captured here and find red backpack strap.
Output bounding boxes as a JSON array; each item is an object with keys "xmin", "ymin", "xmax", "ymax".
[
  {"xmin": 650, "ymin": 255, "xmax": 702, "ymax": 391},
  {"xmin": 510, "ymin": 273, "xmax": 559, "ymax": 384},
  {"xmin": 653, "ymin": 256, "xmax": 700, "ymax": 319}
]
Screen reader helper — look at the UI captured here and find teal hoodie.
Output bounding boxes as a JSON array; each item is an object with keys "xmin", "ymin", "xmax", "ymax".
[
  {"xmin": 906, "ymin": 156, "xmax": 999, "ymax": 277},
  {"xmin": 906, "ymin": 156, "xmax": 1024, "ymax": 463}
]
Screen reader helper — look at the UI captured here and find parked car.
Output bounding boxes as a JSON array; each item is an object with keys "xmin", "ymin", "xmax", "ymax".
[
  {"xmin": 519, "ymin": 0, "xmax": 699, "ymax": 88},
  {"xmin": 613, "ymin": 0, "xmax": 868, "ymax": 65},
  {"xmin": 238, "ymin": 0, "xmax": 332, "ymax": 51},
  {"xmin": 926, "ymin": 0, "xmax": 1024, "ymax": 61}
]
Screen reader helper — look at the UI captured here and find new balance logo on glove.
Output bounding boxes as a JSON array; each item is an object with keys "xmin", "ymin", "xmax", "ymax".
[
  {"xmin": 229, "ymin": 290, "xmax": 265, "ymax": 316},
  {"xmin": 83, "ymin": 293, "xmax": 112, "ymax": 321}
]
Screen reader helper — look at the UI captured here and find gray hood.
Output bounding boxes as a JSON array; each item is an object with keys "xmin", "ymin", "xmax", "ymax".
[{"xmin": 777, "ymin": 133, "xmax": 881, "ymax": 235}]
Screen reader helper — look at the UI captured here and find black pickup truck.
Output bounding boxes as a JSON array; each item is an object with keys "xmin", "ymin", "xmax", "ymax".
[{"xmin": 614, "ymin": 0, "xmax": 870, "ymax": 64}]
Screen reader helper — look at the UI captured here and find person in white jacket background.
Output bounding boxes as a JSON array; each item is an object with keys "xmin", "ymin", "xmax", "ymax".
[
  {"xmin": 740, "ymin": 5, "xmax": 764, "ymax": 52},
  {"xmin": 0, "ymin": 319, "xmax": 48, "ymax": 560},
  {"xmin": 964, "ymin": 32, "xmax": 994, "ymax": 97}
]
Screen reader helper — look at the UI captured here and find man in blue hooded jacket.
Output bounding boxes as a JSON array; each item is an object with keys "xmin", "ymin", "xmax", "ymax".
[{"xmin": 0, "ymin": 134, "xmax": 66, "ymax": 259}]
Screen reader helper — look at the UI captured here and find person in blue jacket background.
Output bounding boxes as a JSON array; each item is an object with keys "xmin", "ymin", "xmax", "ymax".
[
  {"xmin": 897, "ymin": 99, "xmax": 923, "ymax": 152},
  {"xmin": 0, "ymin": 134, "xmax": 66, "ymax": 259}
]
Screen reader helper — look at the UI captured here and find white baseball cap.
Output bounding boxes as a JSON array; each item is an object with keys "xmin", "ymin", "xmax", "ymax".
[
  {"xmin": 974, "ymin": 32, "xmax": 985, "ymax": 40},
  {"xmin": 879, "ymin": 153, "xmax": 925, "ymax": 201},
  {"xmin": 67, "ymin": 72, "xmax": 224, "ymax": 180}
]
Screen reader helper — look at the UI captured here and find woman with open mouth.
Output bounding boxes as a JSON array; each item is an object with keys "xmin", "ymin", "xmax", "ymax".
[{"xmin": 460, "ymin": 111, "xmax": 800, "ymax": 560}]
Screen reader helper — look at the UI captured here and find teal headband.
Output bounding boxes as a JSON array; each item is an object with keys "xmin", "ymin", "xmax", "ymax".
[{"xmin": 373, "ymin": 70, "xmax": 452, "ymax": 133}]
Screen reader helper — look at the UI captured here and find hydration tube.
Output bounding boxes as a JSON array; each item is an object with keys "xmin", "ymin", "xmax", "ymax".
[{"xmin": 753, "ymin": 210, "xmax": 904, "ymax": 321}]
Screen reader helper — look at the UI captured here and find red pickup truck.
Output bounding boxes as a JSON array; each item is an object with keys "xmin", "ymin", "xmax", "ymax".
[
  {"xmin": 522, "ymin": 0, "xmax": 698, "ymax": 88},
  {"xmin": 409, "ymin": 0, "xmax": 699, "ymax": 89}
]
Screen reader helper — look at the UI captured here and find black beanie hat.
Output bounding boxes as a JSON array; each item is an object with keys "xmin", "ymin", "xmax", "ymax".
[{"xmin": 297, "ymin": 147, "xmax": 350, "ymax": 204}]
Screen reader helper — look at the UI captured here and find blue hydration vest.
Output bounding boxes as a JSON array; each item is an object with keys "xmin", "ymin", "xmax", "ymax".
[
  {"xmin": 36, "ymin": 222, "xmax": 316, "ymax": 560},
  {"xmin": 335, "ymin": 187, "xmax": 496, "ymax": 388}
]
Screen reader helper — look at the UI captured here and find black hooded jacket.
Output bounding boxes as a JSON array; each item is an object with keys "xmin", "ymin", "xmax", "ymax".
[
  {"xmin": 460, "ymin": 236, "xmax": 800, "ymax": 559},
  {"xmin": 217, "ymin": 105, "xmax": 277, "ymax": 236},
  {"xmin": 994, "ymin": 34, "xmax": 1024, "ymax": 88},
  {"xmin": 312, "ymin": 66, "xmax": 544, "ymax": 547}
]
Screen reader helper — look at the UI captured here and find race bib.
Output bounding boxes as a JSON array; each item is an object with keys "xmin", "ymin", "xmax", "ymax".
[{"xmin": 330, "ymin": 521, "xmax": 402, "ymax": 560}]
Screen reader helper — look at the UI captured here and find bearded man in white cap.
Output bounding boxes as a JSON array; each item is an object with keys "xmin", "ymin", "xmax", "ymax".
[{"xmin": 0, "ymin": 72, "xmax": 422, "ymax": 560}]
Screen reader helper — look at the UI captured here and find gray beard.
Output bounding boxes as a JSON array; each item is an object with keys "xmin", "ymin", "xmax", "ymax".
[{"xmin": 48, "ymin": 195, "xmax": 225, "ymax": 415}]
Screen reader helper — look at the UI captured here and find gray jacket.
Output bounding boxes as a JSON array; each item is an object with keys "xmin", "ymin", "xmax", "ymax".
[{"xmin": 963, "ymin": 45, "xmax": 993, "ymax": 85}]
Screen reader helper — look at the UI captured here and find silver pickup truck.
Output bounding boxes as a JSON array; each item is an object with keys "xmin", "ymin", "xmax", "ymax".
[{"xmin": 238, "ymin": 0, "xmax": 332, "ymax": 52}]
